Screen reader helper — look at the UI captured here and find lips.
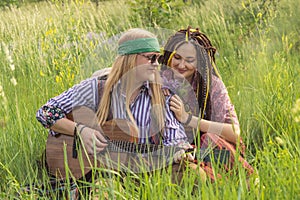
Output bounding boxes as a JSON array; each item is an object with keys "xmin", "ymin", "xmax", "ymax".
[{"xmin": 177, "ymin": 69, "xmax": 186, "ymax": 74}]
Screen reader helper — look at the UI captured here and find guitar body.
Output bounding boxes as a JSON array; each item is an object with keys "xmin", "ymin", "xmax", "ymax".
[
  {"xmin": 46, "ymin": 134, "xmax": 92, "ymax": 180},
  {"xmin": 46, "ymin": 119, "xmax": 138, "ymax": 180}
]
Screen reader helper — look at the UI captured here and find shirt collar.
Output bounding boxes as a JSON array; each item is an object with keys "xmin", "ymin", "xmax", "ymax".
[{"xmin": 117, "ymin": 80, "xmax": 151, "ymax": 99}]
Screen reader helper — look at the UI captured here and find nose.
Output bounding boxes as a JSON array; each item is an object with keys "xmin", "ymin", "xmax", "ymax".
[
  {"xmin": 150, "ymin": 56, "xmax": 159, "ymax": 66},
  {"xmin": 178, "ymin": 59, "xmax": 186, "ymax": 68},
  {"xmin": 152, "ymin": 59, "xmax": 159, "ymax": 66}
]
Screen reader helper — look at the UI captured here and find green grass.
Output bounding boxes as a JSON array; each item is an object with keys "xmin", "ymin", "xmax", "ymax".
[{"xmin": 0, "ymin": 0, "xmax": 299, "ymax": 199}]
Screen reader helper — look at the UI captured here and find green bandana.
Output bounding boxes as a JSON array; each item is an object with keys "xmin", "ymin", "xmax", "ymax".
[{"xmin": 118, "ymin": 38, "xmax": 160, "ymax": 55}]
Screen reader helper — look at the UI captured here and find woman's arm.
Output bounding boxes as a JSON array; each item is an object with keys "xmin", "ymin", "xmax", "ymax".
[
  {"xmin": 36, "ymin": 77, "xmax": 107, "ymax": 153},
  {"xmin": 187, "ymin": 115, "xmax": 240, "ymax": 144},
  {"xmin": 36, "ymin": 78, "xmax": 99, "ymax": 134},
  {"xmin": 49, "ymin": 118, "xmax": 77, "ymax": 136},
  {"xmin": 169, "ymin": 94, "xmax": 240, "ymax": 144}
]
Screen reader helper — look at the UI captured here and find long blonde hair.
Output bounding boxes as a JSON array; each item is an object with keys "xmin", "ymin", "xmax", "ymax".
[{"xmin": 96, "ymin": 28, "xmax": 165, "ymax": 133}]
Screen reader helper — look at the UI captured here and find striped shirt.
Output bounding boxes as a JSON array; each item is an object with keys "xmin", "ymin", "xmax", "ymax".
[{"xmin": 36, "ymin": 77, "xmax": 187, "ymax": 146}]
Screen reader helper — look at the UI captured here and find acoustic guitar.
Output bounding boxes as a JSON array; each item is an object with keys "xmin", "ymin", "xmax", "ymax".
[{"xmin": 45, "ymin": 107, "xmax": 230, "ymax": 180}]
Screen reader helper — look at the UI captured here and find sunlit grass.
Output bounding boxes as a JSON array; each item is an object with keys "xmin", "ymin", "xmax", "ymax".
[{"xmin": 0, "ymin": 0, "xmax": 299, "ymax": 199}]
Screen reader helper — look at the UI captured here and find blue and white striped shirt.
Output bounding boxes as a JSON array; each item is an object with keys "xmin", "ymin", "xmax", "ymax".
[{"xmin": 36, "ymin": 77, "xmax": 187, "ymax": 146}]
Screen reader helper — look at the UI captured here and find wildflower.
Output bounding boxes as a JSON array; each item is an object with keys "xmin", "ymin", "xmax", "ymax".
[
  {"xmin": 45, "ymin": 28, "xmax": 56, "ymax": 37},
  {"xmin": 86, "ymin": 32, "xmax": 97, "ymax": 41},
  {"xmin": 267, "ymin": 139, "xmax": 274, "ymax": 146},
  {"xmin": 10, "ymin": 77, "xmax": 17, "ymax": 86},
  {"xmin": 40, "ymin": 70, "xmax": 45, "ymax": 77},
  {"xmin": 275, "ymin": 136, "xmax": 285, "ymax": 146},
  {"xmin": 0, "ymin": 85, "xmax": 5, "ymax": 98},
  {"xmin": 10, "ymin": 64, "xmax": 15, "ymax": 71},
  {"xmin": 254, "ymin": 177, "xmax": 260, "ymax": 187},
  {"xmin": 257, "ymin": 12, "xmax": 262, "ymax": 19},
  {"xmin": 2, "ymin": 42, "xmax": 9, "ymax": 56},
  {"xmin": 55, "ymin": 75, "xmax": 62, "ymax": 84},
  {"xmin": 254, "ymin": 177, "xmax": 265, "ymax": 189},
  {"xmin": 294, "ymin": 116, "xmax": 300, "ymax": 123},
  {"xmin": 0, "ymin": 83, "xmax": 8, "ymax": 111},
  {"xmin": 2, "ymin": 42, "xmax": 15, "ymax": 72},
  {"xmin": 7, "ymin": 55, "xmax": 13, "ymax": 65},
  {"xmin": 292, "ymin": 99, "xmax": 300, "ymax": 123}
]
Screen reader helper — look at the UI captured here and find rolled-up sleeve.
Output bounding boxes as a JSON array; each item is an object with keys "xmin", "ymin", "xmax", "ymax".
[{"xmin": 36, "ymin": 77, "xmax": 99, "ymax": 135}]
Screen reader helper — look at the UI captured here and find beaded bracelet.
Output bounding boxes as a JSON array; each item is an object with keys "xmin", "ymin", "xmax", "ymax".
[
  {"xmin": 78, "ymin": 124, "xmax": 87, "ymax": 135},
  {"xmin": 183, "ymin": 113, "xmax": 192, "ymax": 125}
]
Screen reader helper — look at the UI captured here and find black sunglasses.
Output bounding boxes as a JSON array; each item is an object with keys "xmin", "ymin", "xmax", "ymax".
[{"xmin": 138, "ymin": 53, "xmax": 162, "ymax": 64}]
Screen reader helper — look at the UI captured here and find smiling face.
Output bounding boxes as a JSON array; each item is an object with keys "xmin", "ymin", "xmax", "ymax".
[{"xmin": 170, "ymin": 42, "xmax": 197, "ymax": 82}]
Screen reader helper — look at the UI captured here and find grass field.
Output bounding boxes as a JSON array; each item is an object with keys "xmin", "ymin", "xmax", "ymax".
[{"xmin": 0, "ymin": 0, "xmax": 299, "ymax": 199}]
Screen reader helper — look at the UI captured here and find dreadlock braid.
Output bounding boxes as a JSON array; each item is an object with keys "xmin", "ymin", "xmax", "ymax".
[{"xmin": 161, "ymin": 27, "xmax": 220, "ymax": 121}]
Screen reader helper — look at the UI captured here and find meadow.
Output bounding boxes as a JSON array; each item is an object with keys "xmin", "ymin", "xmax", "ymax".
[{"xmin": 0, "ymin": 0, "xmax": 299, "ymax": 199}]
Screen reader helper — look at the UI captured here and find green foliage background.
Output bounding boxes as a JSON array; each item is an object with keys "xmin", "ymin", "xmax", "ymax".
[{"xmin": 0, "ymin": 0, "xmax": 299, "ymax": 199}]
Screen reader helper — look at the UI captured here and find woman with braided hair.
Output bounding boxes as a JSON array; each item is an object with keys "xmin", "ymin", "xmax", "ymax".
[{"xmin": 160, "ymin": 27, "xmax": 254, "ymax": 181}]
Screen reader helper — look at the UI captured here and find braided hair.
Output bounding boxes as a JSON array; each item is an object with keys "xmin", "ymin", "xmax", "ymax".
[{"xmin": 160, "ymin": 27, "xmax": 221, "ymax": 120}]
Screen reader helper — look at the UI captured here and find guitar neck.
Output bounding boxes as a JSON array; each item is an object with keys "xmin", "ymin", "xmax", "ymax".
[{"xmin": 107, "ymin": 140, "xmax": 163, "ymax": 154}]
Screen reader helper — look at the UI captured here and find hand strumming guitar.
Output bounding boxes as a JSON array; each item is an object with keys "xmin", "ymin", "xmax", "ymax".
[
  {"xmin": 173, "ymin": 142, "xmax": 195, "ymax": 163},
  {"xmin": 76, "ymin": 124, "xmax": 108, "ymax": 154}
]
